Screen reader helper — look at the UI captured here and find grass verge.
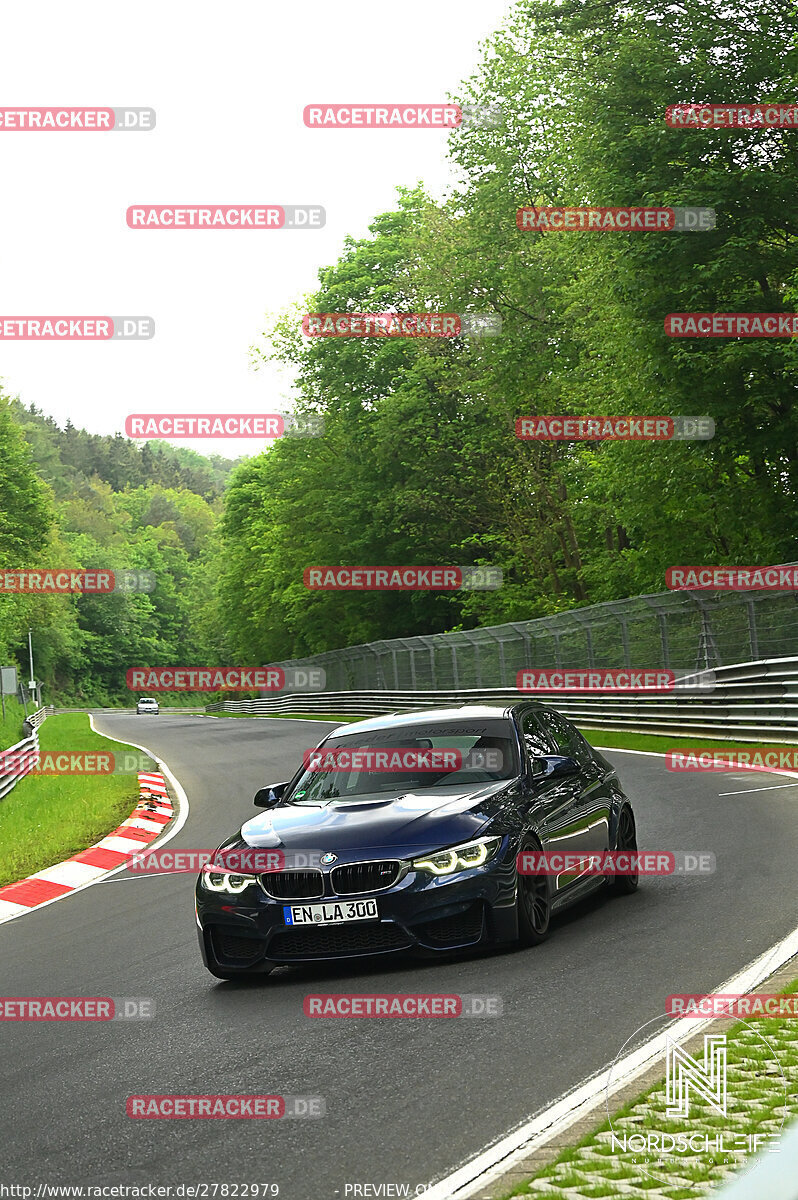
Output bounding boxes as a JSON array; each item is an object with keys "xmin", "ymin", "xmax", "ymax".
[
  {"xmin": 0, "ymin": 712, "xmax": 157, "ymax": 888},
  {"xmin": 581, "ymin": 727, "xmax": 798, "ymax": 755},
  {"xmin": 503, "ymin": 976, "xmax": 798, "ymax": 1199}
]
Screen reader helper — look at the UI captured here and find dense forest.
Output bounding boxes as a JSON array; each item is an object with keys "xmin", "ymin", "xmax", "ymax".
[
  {"xmin": 1, "ymin": 0, "xmax": 797, "ymax": 702},
  {"xmin": 216, "ymin": 0, "xmax": 798, "ymax": 661},
  {"xmin": 0, "ymin": 397, "xmax": 237, "ymax": 702}
]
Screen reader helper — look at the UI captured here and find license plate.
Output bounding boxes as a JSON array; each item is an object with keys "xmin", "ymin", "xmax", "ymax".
[{"xmin": 283, "ymin": 899, "xmax": 379, "ymax": 926}]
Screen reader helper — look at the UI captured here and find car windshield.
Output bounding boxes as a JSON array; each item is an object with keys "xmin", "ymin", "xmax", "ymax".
[{"xmin": 285, "ymin": 720, "xmax": 519, "ymax": 804}]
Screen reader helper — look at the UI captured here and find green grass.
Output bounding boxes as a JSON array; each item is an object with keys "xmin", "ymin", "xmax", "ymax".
[
  {"xmin": 581, "ymin": 727, "xmax": 798, "ymax": 754},
  {"xmin": 0, "ymin": 713, "xmax": 157, "ymax": 887}
]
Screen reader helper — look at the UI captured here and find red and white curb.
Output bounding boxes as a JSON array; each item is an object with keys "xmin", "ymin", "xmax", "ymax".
[{"xmin": 0, "ymin": 772, "xmax": 173, "ymax": 923}]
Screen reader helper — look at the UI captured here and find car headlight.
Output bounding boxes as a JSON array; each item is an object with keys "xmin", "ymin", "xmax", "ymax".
[
  {"xmin": 412, "ymin": 835, "xmax": 502, "ymax": 876},
  {"xmin": 200, "ymin": 869, "xmax": 256, "ymax": 894}
]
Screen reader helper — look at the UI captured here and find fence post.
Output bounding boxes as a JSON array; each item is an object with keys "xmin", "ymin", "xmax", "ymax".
[
  {"xmin": 658, "ymin": 613, "xmax": 670, "ymax": 668},
  {"xmin": 693, "ymin": 599, "xmax": 720, "ymax": 670},
  {"xmin": 619, "ymin": 616, "xmax": 630, "ymax": 668},
  {"xmin": 746, "ymin": 597, "xmax": 760, "ymax": 662},
  {"xmin": 451, "ymin": 644, "xmax": 460, "ymax": 689}
]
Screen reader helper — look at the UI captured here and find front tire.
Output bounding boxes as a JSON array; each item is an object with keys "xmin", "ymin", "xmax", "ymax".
[
  {"xmin": 516, "ymin": 839, "xmax": 552, "ymax": 945},
  {"xmin": 610, "ymin": 805, "xmax": 639, "ymax": 894}
]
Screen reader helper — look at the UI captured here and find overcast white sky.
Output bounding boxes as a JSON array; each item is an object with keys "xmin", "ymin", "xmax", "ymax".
[{"xmin": 0, "ymin": 0, "xmax": 512, "ymax": 459}]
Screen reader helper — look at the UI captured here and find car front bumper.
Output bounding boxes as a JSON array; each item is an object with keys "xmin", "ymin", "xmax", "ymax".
[{"xmin": 195, "ymin": 848, "xmax": 518, "ymax": 970}]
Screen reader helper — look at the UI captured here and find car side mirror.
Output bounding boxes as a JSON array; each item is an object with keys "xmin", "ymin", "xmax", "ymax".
[
  {"xmin": 531, "ymin": 755, "xmax": 580, "ymax": 780},
  {"xmin": 254, "ymin": 782, "xmax": 288, "ymax": 808}
]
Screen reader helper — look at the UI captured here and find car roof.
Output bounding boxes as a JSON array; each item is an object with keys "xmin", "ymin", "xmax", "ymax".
[{"xmin": 327, "ymin": 703, "xmax": 542, "ymax": 737}]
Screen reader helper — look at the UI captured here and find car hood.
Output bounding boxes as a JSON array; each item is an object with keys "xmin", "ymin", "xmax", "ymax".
[{"xmin": 238, "ymin": 780, "xmax": 512, "ymax": 857}]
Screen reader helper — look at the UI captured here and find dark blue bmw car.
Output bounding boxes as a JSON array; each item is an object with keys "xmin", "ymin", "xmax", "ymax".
[{"xmin": 195, "ymin": 703, "xmax": 638, "ymax": 978}]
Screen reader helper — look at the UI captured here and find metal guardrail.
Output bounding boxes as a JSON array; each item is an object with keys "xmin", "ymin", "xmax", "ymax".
[
  {"xmin": 258, "ymin": 586, "xmax": 798, "ymax": 691},
  {"xmin": 206, "ymin": 659, "xmax": 798, "ymax": 741},
  {"xmin": 0, "ymin": 730, "xmax": 39, "ymax": 801},
  {"xmin": 0, "ymin": 706, "xmax": 52, "ymax": 801},
  {"xmin": 27, "ymin": 704, "xmax": 53, "ymax": 730}
]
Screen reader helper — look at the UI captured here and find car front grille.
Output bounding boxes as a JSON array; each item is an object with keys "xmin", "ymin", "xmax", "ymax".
[
  {"xmin": 259, "ymin": 869, "xmax": 324, "ymax": 899},
  {"xmin": 331, "ymin": 860, "xmax": 402, "ymax": 895},
  {"xmin": 211, "ymin": 928, "xmax": 264, "ymax": 964},
  {"xmin": 414, "ymin": 903, "xmax": 485, "ymax": 948},
  {"xmin": 268, "ymin": 923, "xmax": 412, "ymax": 959}
]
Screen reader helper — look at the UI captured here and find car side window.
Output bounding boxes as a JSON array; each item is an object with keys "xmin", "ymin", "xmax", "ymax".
[
  {"xmin": 537, "ymin": 709, "xmax": 591, "ymax": 764},
  {"xmin": 570, "ymin": 729, "xmax": 594, "ymax": 765},
  {"xmin": 521, "ymin": 711, "xmax": 552, "ymax": 763}
]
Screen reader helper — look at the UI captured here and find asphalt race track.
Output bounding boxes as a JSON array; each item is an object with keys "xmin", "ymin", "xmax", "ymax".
[{"xmin": 3, "ymin": 713, "xmax": 798, "ymax": 1198}]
